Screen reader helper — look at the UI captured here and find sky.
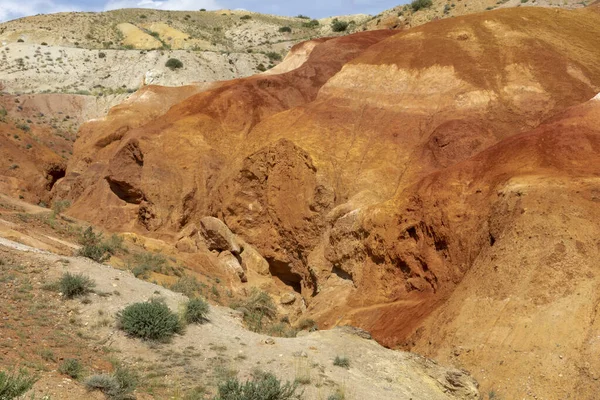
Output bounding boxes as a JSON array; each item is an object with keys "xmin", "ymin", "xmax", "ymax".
[{"xmin": 0, "ymin": 0, "xmax": 403, "ymax": 23}]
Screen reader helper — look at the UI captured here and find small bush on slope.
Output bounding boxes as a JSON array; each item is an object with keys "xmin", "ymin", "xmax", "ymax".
[
  {"xmin": 214, "ymin": 373, "xmax": 302, "ymax": 400},
  {"xmin": 0, "ymin": 369, "xmax": 37, "ymax": 399},
  {"xmin": 85, "ymin": 364, "xmax": 138, "ymax": 400},
  {"xmin": 333, "ymin": 356, "xmax": 350, "ymax": 369},
  {"xmin": 331, "ymin": 19, "xmax": 349, "ymax": 32},
  {"xmin": 184, "ymin": 298, "xmax": 210, "ymax": 324},
  {"xmin": 411, "ymin": 0, "xmax": 433, "ymax": 11},
  {"xmin": 166, "ymin": 58, "xmax": 183, "ymax": 70},
  {"xmin": 232, "ymin": 288, "xmax": 277, "ymax": 333},
  {"xmin": 59, "ymin": 272, "xmax": 96, "ymax": 299},
  {"xmin": 118, "ymin": 298, "xmax": 183, "ymax": 341},
  {"xmin": 77, "ymin": 226, "xmax": 122, "ymax": 263},
  {"xmin": 59, "ymin": 358, "xmax": 83, "ymax": 379}
]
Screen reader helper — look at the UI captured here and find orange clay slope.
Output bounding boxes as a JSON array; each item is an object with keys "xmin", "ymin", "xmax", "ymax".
[
  {"xmin": 53, "ymin": 30, "xmax": 396, "ymax": 234},
  {"xmin": 49, "ymin": 6, "xmax": 600, "ymax": 398},
  {"xmin": 329, "ymin": 93, "xmax": 600, "ymax": 400},
  {"xmin": 213, "ymin": 5, "xmax": 600, "ymax": 302},
  {"xmin": 54, "ymin": 6, "xmax": 600, "ymax": 292}
]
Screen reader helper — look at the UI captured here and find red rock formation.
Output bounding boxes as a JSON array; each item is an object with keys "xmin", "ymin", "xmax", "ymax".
[{"xmin": 52, "ymin": 6, "xmax": 600, "ymax": 398}]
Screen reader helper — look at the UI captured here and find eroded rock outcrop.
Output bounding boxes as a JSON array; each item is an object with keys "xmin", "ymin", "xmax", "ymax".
[{"xmin": 52, "ymin": 6, "xmax": 600, "ymax": 398}]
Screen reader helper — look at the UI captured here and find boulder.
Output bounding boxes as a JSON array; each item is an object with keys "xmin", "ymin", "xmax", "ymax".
[
  {"xmin": 175, "ymin": 236, "xmax": 197, "ymax": 253},
  {"xmin": 199, "ymin": 217, "xmax": 241, "ymax": 254},
  {"xmin": 217, "ymin": 250, "xmax": 247, "ymax": 282},
  {"xmin": 239, "ymin": 239, "xmax": 270, "ymax": 276},
  {"xmin": 280, "ymin": 292, "xmax": 296, "ymax": 305}
]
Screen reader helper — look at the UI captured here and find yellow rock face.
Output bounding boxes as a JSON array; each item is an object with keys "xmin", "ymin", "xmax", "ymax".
[
  {"xmin": 141, "ymin": 22, "xmax": 190, "ymax": 49},
  {"xmin": 117, "ymin": 23, "xmax": 162, "ymax": 49}
]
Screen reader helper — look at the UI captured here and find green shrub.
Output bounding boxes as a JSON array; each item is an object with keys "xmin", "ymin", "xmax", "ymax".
[
  {"xmin": 411, "ymin": 0, "xmax": 433, "ymax": 11},
  {"xmin": 185, "ymin": 298, "xmax": 210, "ymax": 324},
  {"xmin": 266, "ymin": 52, "xmax": 282, "ymax": 61},
  {"xmin": 130, "ymin": 252, "xmax": 166, "ymax": 279},
  {"xmin": 240, "ymin": 15, "xmax": 252, "ymax": 20},
  {"xmin": 118, "ymin": 299, "xmax": 183, "ymax": 341},
  {"xmin": 0, "ymin": 369, "xmax": 37, "ymax": 399},
  {"xmin": 278, "ymin": 26, "xmax": 292, "ymax": 33},
  {"xmin": 327, "ymin": 390, "xmax": 345, "ymax": 400},
  {"xmin": 333, "ymin": 356, "xmax": 350, "ymax": 369},
  {"xmin": 149, "ymin": 31, "xmax": 160, "ymax": 38},
  {"xmin": 256, "ymin": 63, "xmax": 267, "ymax": 72},
  {"xmin": 98, "ymin": 52, "xmax": 106, "ymax": 58},
  {"xmin": 59, "ymin": 272, "xmax": 96, "ymax": 299},
  {"xmin": 77, "ymin": 227, "xmax": 109, "ymax": 262},
  {"xmin": 331, "ymin": 19, "xmax": 349, "ymax": 32},
  {"xmin": 17, "ymin": 39, "xmax": 24, "ymax": 43},
  {"xmin": 296, "ymin": 14, "xmax": 310, "ymax": 19},
  {"xmin": 301, "ymin": 19, "xmax": 319, "ymax": 28},
  {"xmin": 232, "ymin": 289, "xmax": 277, "ymax": 333},
  {"xmin": 170, "ymin": 275, "xmax": 204, "ymax": 297},
  {"xmin": 165, "ymin": 58, "xmax": 183, "ymax": 70},
  {"xmin": 215, "ymin": 373, "xmax": 302, "ymax": 400},
  {"xmin": 59, "ymin": 359, "xmax": 83, "ymax": 379},
  {"xmin": 52, "ymin": 199, "xmax": 71, "ymax": 215},
  {"xmin": 86, "ymin": 374, "xmax": 118, "ymax": 395},
  {"xmin": 77, "ymin": 227, "xmax": 122, "ymax": 263},
  {"xmin": 85, "ymin": 365, "xmax": 137, "ymax": 400}
]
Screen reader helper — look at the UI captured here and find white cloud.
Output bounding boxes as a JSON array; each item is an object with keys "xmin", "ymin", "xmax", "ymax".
[
  {"xmin": 103, "ymin": 0, "xmax": 221, "ymax": 12},
  {"xmin": 0, "ymin": 0, "xmax": 80, "ymax": 22}
]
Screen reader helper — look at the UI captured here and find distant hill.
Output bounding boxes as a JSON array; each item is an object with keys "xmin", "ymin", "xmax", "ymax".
[{"xmin": 356, "ymin": 0, "xmax": 591, "ymax": 30}]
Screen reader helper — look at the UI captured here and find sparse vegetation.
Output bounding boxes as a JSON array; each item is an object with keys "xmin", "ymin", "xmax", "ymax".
[
  {"xmin": 129, "ymin": 251, "xmax": 167, "ymax": 279},
  {"xmin": 118, "ymin": 298, "xmax": 183, "ymax": 341},
  {"xmin": 165, "ymin": 58, "xmax": 184, "ymax": 70},
  {"xmin": 333, "ymin": 356, "xmax": 350, "ymax": 369},
  {"xmin": 59, "ymin": 272, "xmax": 96, "ymax": 299},
  {"xmin": 85, "ymin": 364, "xmax": 138, "ymax": 400},
  {"xmin": 184, "ymin": 297, "xmax": 210, "ymax": 324},
  {"xmin": 170, "ymin": 275, "xmax": 204, "ymax": 297},
  {"xmin": 0, "ymin": 369, "xmax": 38, "ymax": 399},
  {"xmin": 59, "ymin": 358, "xmax": 84, "ymax": 379},
  {"xmin": 16, "ymin": 123, "xmax": 30, "ymax": 132},
  {"xmin": 411, "ymin": 0, "xmax": 433, "ymax": 11},
  {"xmin": 51, "ymin": 199, "xmax": 71, "ymax": 215},
  {"xmin": 278, "ymin": 26, "xmax": 292, "ymax": 33},
  {"xmin": 215, "ymin": 372, "xmax": 302, "ymax": 400}
]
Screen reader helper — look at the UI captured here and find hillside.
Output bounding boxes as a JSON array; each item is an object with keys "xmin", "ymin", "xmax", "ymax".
[
  {"xmin": 0, "ymin": 197, "xmax": 479, "ymax": 399},
  {"xmin": 359, "ymin": 0, "xmax": 592, "ymax": 30},
  {"xmin": 36, "ymin": 3, "xmax": 600, "ymax": 399}
]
